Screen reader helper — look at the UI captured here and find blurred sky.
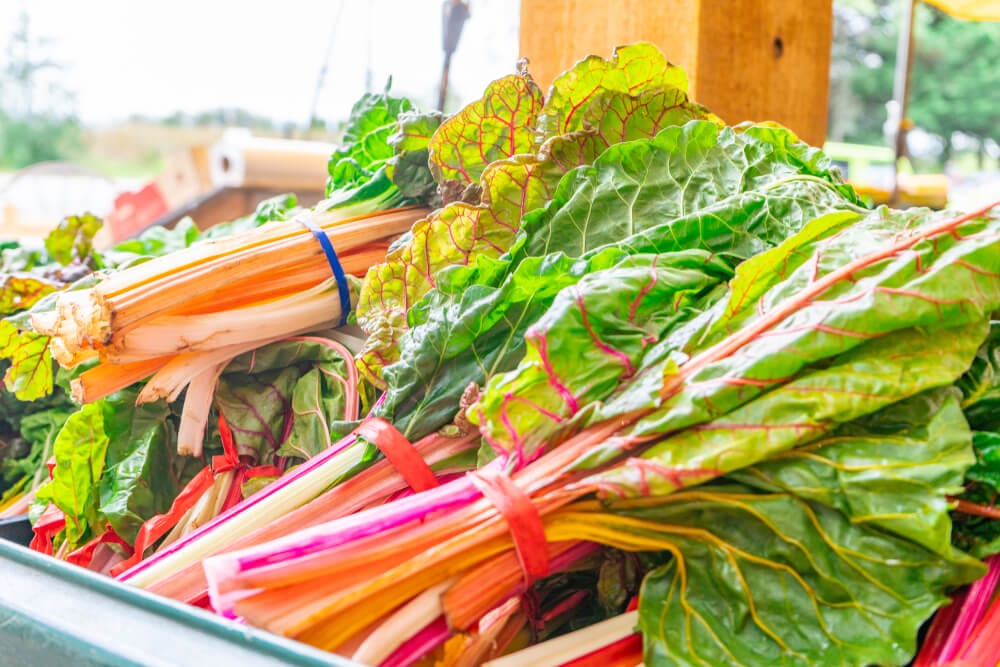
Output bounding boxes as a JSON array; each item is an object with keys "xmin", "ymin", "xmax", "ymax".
[{"xmin": 0, "ymin": 0, "xmax": 521, "ymax": 125}]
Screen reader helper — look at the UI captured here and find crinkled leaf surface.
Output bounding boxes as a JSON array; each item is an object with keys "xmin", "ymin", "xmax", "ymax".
[
  {"xmin": 219, "ymin": 338, "xmax": 352, "ymax": 463},
  {"xmin": 601, "ymin": 485, "xmax": 983, "ymax": 667},
  {"xmin": 326, "ymin": 87, "xmax": 413, "ymax": 197},
  {"xmin": 472, "ymin": 252, "xmax": 733, "ymax": 461},
  {"xmin": 730, "ymin": 388, "xmax": 973, "ymax": 558},
  {"xmin": 375, "ymin": 249, "xmax": 624, "ymax": 440},
  {"xmin": 514, "ymin": 122, "xmax": 859, "ymax": 261},
  {"xmin": 537, "ymin": 42, "xmax": 688, "ymax": 139},
  {"xmin": 428, "ymin": 74, "xmax": 544, "ymax": 190},
  {"xmin": 357, "ymin": 77, "xmax": 724, "ymax": 387}
]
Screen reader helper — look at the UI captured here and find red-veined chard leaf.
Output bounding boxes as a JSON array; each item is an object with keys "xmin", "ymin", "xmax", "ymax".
[
  {"xmin": 536, "ymin": 42, "xmax": 689, "ymax": 139},
  {"xmin": 217, "ymin": 338, "xmax": 352, "ymax": 463},
  {"xmin": 571, "ymin": 207, "xmax": 1000, "ymax": 494},
  {"xmin": 471, "ymin": 251, "xmax": 732, "ymax": 462},
  {"xmin": 594, "ymin": 390, "xmax": 980, "ymax": 666},
  {"xmin": 44, "ymin": 212, "xmax": 103, "ymax": 268},
  {"xmin": 427, "ymin": 74, "xmax": 544, "ymax": 191},
  {"xmin": 356, "ymin": 46, "xmax": 717, "ymax": 386},
  {"xmin": 0, "ymin": 321, "xmax": 54, "ymax": 401},
  {"xmin": 0, "ymin": 274, "xmax": 60, "ymax": 317},
  {"xmin": 378, "ymin": 171, "xmax": 863, "ymax": 445}
]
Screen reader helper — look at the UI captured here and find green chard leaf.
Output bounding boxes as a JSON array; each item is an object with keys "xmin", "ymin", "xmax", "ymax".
[
  {"xmin": 386, "ymin": 110, "xmax": 443, "ymax": 201},
  {"xmin": 592, "ymin": 389, "xmax": 982, "ymax": 666},
  {"xmin": 33, "ymin": 402, "xmax": 109, "ymax": 550},
  {"xmin": 44, "ymin": 212, "xmax": 103, "ymax": 267},
  {"xmin": 513, "ymin": 122, "xmax": 860, "ymax": 261},
  {"xmin": 279, "ymin": 365, "xmax": 351, "ymax": 460},
  {"xmin": 578, "ymin": 206, "xmax": 1000, "ymax": 493},
  {"xmin": 327, "ymin": 85, "xmax": 413, "ymax": 197},
  {"xmin": 201, "ymin": 193, "xmax": 299, "ymax": 240},
  {"xmin": 380, "ymin": 162, "xmax": 863, "ymax": 445},
  {"xmin": 375, "ymin": 249, "xmax": 624, "ymax": 441},
  {"xmin": 953, "ymin": 430, "xmax": 1000, "ymax": 557},
  {"xmin": 956, "ymin": 320, "xmax": 1000, "ymax": 431},
  {"xmin": 218, "ymin": 338, "xmax": 352, "ymax": 463},
  {"xmin": 97, "ymin": 389, "xmax": 196, "ymax": 544},
  {"xmin": 471, "ymin": 252, "xmax": 733, "ymax": 461},
  {"xmin": 0, "ymin": 408, "xmax": 72, "ymax": 491},
  {"xmin": 602, "ymin": 484, "xmax": 983, "ymax": 667},
  {"xmin": 730, "ymin": 388, "xmax": 974, "ymax": 558}
]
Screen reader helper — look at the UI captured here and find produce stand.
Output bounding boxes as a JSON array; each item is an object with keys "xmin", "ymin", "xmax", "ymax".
[{"xmin": 0, "ymin": 540, "xmax": 358, "ymax": 667}]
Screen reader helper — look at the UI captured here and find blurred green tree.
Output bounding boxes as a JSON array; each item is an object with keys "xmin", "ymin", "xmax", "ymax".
[
  {"xmin": 829, "ymin": 0, "xmax": 999, "ymax": 165},
  {"xmin": 0, "ymin": 10, "xmax": 82, "ymax": 169}
]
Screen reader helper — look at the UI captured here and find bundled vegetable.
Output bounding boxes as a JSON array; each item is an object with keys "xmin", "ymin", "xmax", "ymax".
[
  {"xmin": 5, "ymin": 41, "xmax": 1000, "ymax": 667},
  {"xmin": 1, "ymin": 85, "xmax": 435, "ymax": 567}
]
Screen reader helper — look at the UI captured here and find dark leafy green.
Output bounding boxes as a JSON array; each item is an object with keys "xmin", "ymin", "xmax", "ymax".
[
  {"xmin": 97, "ymin": 389, "xmax": 197, "ymax": 543},
  {"xmin": 957, "ymin": 320, "xmax": 1000, "ymax": 431}
]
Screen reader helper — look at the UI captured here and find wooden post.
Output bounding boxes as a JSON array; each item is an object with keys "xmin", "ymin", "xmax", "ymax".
[{"xmin": 519, "ymin": 0, "xmax": 833, "ymax": 147}]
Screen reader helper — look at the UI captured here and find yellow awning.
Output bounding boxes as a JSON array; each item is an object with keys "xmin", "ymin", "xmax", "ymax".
[{"xmin": 922, "ymin": 0, "xmax": 1000, "ymax": 21}]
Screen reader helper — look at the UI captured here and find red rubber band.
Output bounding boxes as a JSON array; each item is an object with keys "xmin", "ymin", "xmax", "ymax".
[
  {"xmin": 470, "ymin": 468, "xmax": 549, "ymax": 585},
  {"xmin": 356, "ymin": 418, "xmax": 439, "ymax": 492}
]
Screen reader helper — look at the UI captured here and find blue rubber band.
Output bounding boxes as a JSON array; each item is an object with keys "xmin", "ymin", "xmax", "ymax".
[{"xmin": 295, "ymin": 216, "xmax": 351, "ymax": 327}]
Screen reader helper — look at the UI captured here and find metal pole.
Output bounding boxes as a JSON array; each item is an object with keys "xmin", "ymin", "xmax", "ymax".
[
  {"xmin": 438, "ymin": 0, "xmax": 470, "ymax": 111},
  {"xmin": 890, "ymin": 0, "xmax": 917, "ymax": 206}
]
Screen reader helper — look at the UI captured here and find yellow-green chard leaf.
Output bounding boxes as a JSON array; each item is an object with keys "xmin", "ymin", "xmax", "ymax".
[
  {"xmin": 610, "ymin": 391, "xmax": 983, "ymax": 666},
  {"xmin": 428, "ymin": 73, "xmax": 544, "ymax": 190},
  {"xmin": 356, "ymin": 45, "xmax": 717, "ymax": 386}
]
